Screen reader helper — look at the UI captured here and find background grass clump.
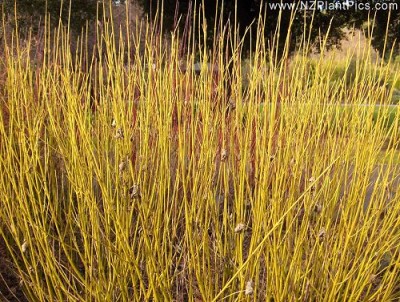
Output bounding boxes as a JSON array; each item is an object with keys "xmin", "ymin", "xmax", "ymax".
[{"xmin": 0, "ymin": 4, "xmax": 400, "ymax": 301}]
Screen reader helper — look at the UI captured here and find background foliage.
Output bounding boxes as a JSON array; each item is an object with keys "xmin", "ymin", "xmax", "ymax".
[{"xmin": 138, "ymin": 0, "xmax": 400, "ymax": 56}]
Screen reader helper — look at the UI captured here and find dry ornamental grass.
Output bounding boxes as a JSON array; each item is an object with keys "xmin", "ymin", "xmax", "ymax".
[{"xmin": 0, "ymin": 3, "xmax": 400, "ymax": 301}]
